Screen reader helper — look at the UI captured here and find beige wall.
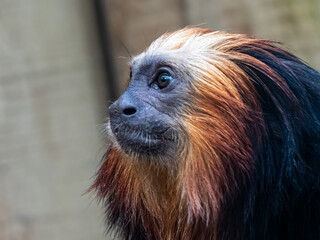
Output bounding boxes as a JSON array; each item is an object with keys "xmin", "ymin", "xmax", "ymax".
[
  {"xmin": 186, "ymin": 0, "xmax": 320, "ymax": 68},
  {"xmin": 0, "ymin": 1, "xmax": 107, "ymax": 240}
]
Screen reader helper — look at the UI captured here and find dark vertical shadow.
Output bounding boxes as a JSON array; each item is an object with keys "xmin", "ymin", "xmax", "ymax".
[{"xmin": 92, "ymin": 0, "xmax": 119, "ymax": 102}]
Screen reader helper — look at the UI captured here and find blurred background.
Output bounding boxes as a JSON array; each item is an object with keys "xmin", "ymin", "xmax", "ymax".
[{"xmin": 0, "ymin": 0, "xmax": 319, "ymax": 239}]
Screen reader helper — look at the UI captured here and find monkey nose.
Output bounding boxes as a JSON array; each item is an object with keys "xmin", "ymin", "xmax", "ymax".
[
  {"xmin": 119, "ymin": 97, "xmax": 137, "ymax": 117},
  {"xmin": 109, "ymin": 94, "xmax": 138, "ymax": 118},
  {"xmin": 122, "ymin": 106, "xmax": 136, "ymax": 116}
]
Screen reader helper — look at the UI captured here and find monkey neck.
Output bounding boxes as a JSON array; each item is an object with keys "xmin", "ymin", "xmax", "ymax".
[
  {"xmin": 121, "ymin": 156, "xmax": 183, "ymax": 239},
  {"xmin": 93, "ymin": 147, "xmax": 215, "ymax": 240}
]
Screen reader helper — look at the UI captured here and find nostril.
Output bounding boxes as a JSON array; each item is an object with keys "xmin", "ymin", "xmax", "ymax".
[{"xmin": 123, "ymin": 107, "xmax": 137, "ymax": 116}]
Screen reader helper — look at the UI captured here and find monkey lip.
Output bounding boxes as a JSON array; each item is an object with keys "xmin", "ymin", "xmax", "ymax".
[
  {"xmin": 113, "ymin": 127, "xmax": 172, "ymax": 142},
  {"xmin": 111, "ymin": 125, "xmax": 175, "ymax": 154}
]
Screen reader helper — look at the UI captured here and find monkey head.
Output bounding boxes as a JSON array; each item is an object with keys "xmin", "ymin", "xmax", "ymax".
[
  {"xmin": 108, "ymin": 54, "xmax": 187, "ymax": 160},
  {"xmin": 107, "ymin": 28, "xmax": 257, "ymax": 169}
]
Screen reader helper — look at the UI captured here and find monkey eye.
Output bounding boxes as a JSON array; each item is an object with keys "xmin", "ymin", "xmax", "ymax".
[{"xmin": 155, "ymin": 72, "xmax": 172, "ymax": 89}]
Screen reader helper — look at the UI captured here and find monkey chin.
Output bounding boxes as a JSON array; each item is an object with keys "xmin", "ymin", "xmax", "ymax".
[{"xmin": 111, "ymin": 124, "xmax": 177, "ymax": 160}]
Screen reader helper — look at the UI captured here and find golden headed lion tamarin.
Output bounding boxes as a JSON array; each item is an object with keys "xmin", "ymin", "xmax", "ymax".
[{"xmin": 91, "ymin": 27, "xmax": 320, "ymax": 240}]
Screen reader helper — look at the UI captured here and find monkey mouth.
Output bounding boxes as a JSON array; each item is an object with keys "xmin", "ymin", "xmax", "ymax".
[{"xmin": 111, "ymin": 124, "xmax": 175, "ymax": 156}]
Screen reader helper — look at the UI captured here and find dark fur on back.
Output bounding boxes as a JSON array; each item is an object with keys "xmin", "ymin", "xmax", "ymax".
[{"xmin": 221, "ymin": 43, "xmax": 320, "ymax": 239}]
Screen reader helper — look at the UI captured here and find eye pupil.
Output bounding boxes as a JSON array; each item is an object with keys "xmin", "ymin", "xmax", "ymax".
[
  {"xmin": 157, "ymin": 72, "xmax": 172, "ymax": 89},
  {"xmin": 160, "ymin": 76, "xmax": 168, "ymax": 82}
]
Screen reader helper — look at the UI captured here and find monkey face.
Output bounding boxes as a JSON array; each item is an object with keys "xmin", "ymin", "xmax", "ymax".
[{"xmin": 108, "ymin": 54, "xmax": 188, "ymax": 159}]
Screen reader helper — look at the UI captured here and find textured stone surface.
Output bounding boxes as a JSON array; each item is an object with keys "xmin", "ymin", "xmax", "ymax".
[{"xmin": 0, "ymin": 0, "xmax": 107, "ymax": 239}]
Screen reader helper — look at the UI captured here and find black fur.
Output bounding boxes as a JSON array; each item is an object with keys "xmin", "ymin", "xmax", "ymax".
[{"xmin": 219, "ymin": 43, "xmax": 320, "ymax": 240}]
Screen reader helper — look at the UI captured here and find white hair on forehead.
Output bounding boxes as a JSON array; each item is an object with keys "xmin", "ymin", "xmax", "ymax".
[
  {"xmin": 129, "ymin": 30, "xmax": 244, "ymax": 71},
  {"xmin": 129, "ymin": 28, "xmax": 252, "ymax": 94},
  {"xmin": 145, "ymin": 28, "xmax": 239, "ymax": 54}
]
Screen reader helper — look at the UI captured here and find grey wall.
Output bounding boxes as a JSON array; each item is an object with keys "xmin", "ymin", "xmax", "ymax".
[{"xmin": 0, "ymin": 1, "xmax": 107, "ymax": 240}]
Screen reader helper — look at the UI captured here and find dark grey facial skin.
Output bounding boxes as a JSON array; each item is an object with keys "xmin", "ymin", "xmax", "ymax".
[{"xmin": 108, "ymin": 54, "xmax": 188, "ymax": 159}]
